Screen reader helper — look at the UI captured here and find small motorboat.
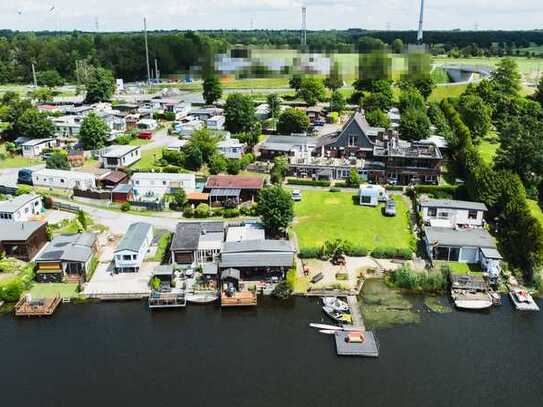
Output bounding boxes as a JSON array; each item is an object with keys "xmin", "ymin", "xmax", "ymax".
[
  {"xmin": 509, "ymin": 288, "xmax": 540, "ymax": 311},
  {"xmin": 186, "ymin": 292, "xmax": 219, "ymax": 304},
  {"xmin": 322, "ymin": 297, "xmax": 349, "ymax": 312},
  {"xmin": 323, "ymin": 306, "xmax": 353, "ymax": 324},
  {"xmin": 309, "ymin": 323, "xmax": 342, "ymax": 331},
  {"xmin": 318, "ymin": 329, "xmax": 337, "ymax": 335}
]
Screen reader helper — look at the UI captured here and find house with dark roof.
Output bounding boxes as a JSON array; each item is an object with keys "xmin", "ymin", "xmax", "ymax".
[
  {"xmin": 258, "ymin": 135, "xmax": 319, "ymax": 161},
  {"xmin": 424, "ymin": 226, "xmax": 501, "ymax": 275},
  {"xmin": 0, "ymin": 221, "xmax": 48, "ymax": 261},
  {"xmin": 170, "ymin": 222, "xmax": 224, "ymax": 266},
  {"xmin": 35, "ymin": 232, "xmax": 98, "ymax": 283},
  {"xmin": 204, "ymin": 175, "xmax": 264, "ymax": 205},
  {"xmin": 419, "ymin": 198, "xmax": 487, "ymax": 228},
  {"xmin": 114, "ymin": 223, "xmax": 153, "ymax": 273},
  {"xmin": 219, "ymin": 239, "xmax": 295, "ymax": 278}
]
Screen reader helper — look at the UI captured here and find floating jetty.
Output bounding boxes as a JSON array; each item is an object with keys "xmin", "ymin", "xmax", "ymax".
[
  {"xmin": 14, "ymin": 295, "xmax": 61, "ymax": 317},
  {"xmin": 148, "ymin": 291, "xmax": 186, "ymax": 309}
]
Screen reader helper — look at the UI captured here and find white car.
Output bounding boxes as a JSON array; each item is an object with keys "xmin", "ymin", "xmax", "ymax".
[{"xmin": 292, "ymin": 190, "xmax": 302, "ymax": 201}]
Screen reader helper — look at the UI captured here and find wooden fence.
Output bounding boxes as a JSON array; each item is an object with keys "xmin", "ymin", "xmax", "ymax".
[
  {"xmin": 51, "ymin": 201, "xmax": 80, "ymax": 213},
  {"xmin": 74, "ymin": 188, "xmax": 111, "ymax": 200}
]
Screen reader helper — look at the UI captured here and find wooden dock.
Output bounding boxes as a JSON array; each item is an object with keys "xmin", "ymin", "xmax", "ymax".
[
  {"xmin": 347, "ymin": 295, "xmax": 365, "ymax": 330},
  {"xmin": 14, "ymin": 295, "xmax": 61, "ymax": 317},
  {"xmin": 221, "ymin": 291, "xmax": 257, "ymax": 307}
]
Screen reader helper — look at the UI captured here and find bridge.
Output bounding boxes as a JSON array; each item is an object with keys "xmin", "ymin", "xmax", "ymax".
[{"xmin": 436, "ymin": 64, "xmax": 494, "ymax": 83}]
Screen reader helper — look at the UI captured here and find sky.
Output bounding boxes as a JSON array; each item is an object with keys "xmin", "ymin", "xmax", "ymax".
[{"xmin": 2, "ymin": 0, "xmax": 542, "ymax": 32}]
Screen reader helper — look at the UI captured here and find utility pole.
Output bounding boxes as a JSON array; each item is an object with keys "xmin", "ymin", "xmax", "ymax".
[
  {"xmin": 417, "ymin": 0, "xmax": 425, "ymax": 45},
  {"xmin": 144, "ymin": 17, "xmax": 151, "ymax": 85},
  {"xmin": 31, "ymin": 63, "xmax": 37, "ymax": 87},
  {"xmin": 154, "ymin": 58, "xmax": 159, "ymax": 82}
]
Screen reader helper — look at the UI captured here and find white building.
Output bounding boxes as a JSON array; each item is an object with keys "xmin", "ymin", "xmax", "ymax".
[
  {"xmin": 174, "ymin": 102, "xmax": 192, "ymax": 119},
  {"xmin": 174, "ymin": 120, "xmax": 204, "ymax": 137},
  {"xmin": 114, "ymin": 222, "xmax": 153, "ymax": 273},
  {"xmin": 137, "ymin": 118, "xmax": 158, "ymax": 131},
  {"xmin": 100, "ymin": 145, "xmax": 141, "ymax": 170},
  {"xmin": 217, "ymin": 134, "xmax": 244, "ymax": 159},
  {"xmin": 255, "ymin": 104, "xmax": 270, "ymax": 120},
  {"xmin": 21, "ymin": 139, "xmax": 56, "ymax": 158},
  {"xmin": 52, "ymin": 116, "xmax": 81, "ymax": 141},
  {"xmin": 167, "ymin": 139, "xmax": 188, "ymax": 152},
  {"xmin": 206, "ymin": 115, "xmax": 225, "ymax": 131},
  {"xmin": 32, "ymin": 168, "xmax": 96, "ymax": 190},
  {"xmin": 226, "ymin": 223, "xmax": 265, "ymax": 242},
  {"xmin": 419, "ymin": 199, "xmax": 487, "ymax": 228},
  {"xmin": 131, "ymin": 172, "xmax": 196, "ymax": 202},
  {"xmin": 0, "ymin": 194, "xmax": 43, "ymax": 222},
  {"xmin": 359, "ymin": 185, "xmax": 387, "ymax": 206}
]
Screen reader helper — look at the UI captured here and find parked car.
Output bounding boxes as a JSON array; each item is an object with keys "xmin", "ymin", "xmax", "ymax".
[
  {"xmin": 384, "ymin": 199, "xmax": 396, "ymax": 217},
  {"xmin": 292, "ymin": 190, "xmax": 302, "ymax": 201},
  {"xmin": 17, "ymin": 168, "xmax": 33, "ymax": 185},
  {"xmin": 138, "ymin": 130, "xmax": 153, "ymax": 140}
]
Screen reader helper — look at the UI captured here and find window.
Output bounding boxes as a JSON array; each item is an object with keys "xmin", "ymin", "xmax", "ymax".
[
  {"xmin": 123, "ymin": 255, "xmax": 132, "ymax": 260},
  {"xmin": 361, "ymin": 195, "xmax": 372, "ymax": 204},
  {"xmin": 427, "ymin": 208, "xmax": 437, "ymax": 217},
  {"xmin": 468, "ymin": 210, "xmax": 478, "ymax": 220},
  {"xmin": 132, "ymin": 255, "xmax": 137, "ymax": 260},
  {"xmin": 438, "ymin": 211, "xmax": 448, "ymax": 218},
  {"xmin": 348, "ymin": 135, "xmax": 357, "ymax": 147},
  {"xmin": 60, "ymin": 179, "xmax": 65, "ymax": 183},
  {"xmin": 162, "ymin": 181, "xmax": 167, "ymax": 186}
]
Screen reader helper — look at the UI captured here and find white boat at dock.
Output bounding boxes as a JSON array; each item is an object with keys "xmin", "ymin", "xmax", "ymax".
[
  {"xmin": 186, "ymin": 292, "xmax": 219, "ymax": 304},
  {"xmin": 322, "ymin": 297, "xmax": 349, "ymax": 312},
  {"xmin": 454, "ymin": 298, "xmax": 493, "ymax": 310},
  {"xmin": 309, "ymin": 323, "xmax": 343, "ymax": 331},
  {"xmin": 509, "ymin": 288, "xmax": 540, "ymax": 311},
  {"xmin": 318, "ymin": 329, "xmax": 337, "ymax": 335}
]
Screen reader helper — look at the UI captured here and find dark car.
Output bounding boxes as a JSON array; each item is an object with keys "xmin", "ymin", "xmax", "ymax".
[{"xmin": 17, "ymin": 168, "xmax": 33, "ymax": 186}]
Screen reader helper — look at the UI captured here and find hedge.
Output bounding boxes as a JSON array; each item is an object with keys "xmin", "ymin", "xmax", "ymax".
[
  {"xmin": 371, "ymin": 247, "xmax": 413, "ymax": 260},
  {"xmin": 298, "ymin": 247, "xmax": 321, "ymax": 259},
  {"xmin": 286, "ymin": 178, "xmax": 331, "ymax": 187},
  {"xmin": 414, "ymin": 185, "xmax": 458, "ymax": 195}
]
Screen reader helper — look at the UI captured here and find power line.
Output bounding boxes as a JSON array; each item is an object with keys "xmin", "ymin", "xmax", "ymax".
[
  {"xmin": 144, "ymin": 17, "xmax": 151, "ymax": 85},
  {"xmin": 301, "ymin": 5, "xmax": 307, "ymax": 48},
  {"xmin": 417, "ymin": 0, "xmax": 425, "ymax": 44}
]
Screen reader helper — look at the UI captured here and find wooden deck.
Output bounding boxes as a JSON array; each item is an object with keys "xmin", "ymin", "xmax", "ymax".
[
  {"xmin": 14, "ymin": 295, "xmax": 61, "ymax": 317},
  {"xmin": 221, "ymin": 291, "xmax": 257, "ymax": 307}
]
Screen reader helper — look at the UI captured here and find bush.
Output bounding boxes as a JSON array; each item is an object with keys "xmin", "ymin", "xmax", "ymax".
[
  {"xmin": 223, "ymin": 208, "xmax": 240, "ymax": 218},
  {"xmin": 42, "ymin": 196, "xmax": 53, "ymax": 209},
  {"xmin": 272, "ymin": 281, "xmax": 292, "ymax": 299},
  {"xmin": 286, "ymin": 178, "xmax": 331, "ymax": 187},
  {"xmin": 115, "ymin": 135, "xmax": 131, "ymax": 145},
  {"xmin": 329, "ymin": 187, "xmax": 341, "ymax": 192},
  {"xmin": 387, "ymin": 265, "xmax": 447, "ymax": 293},
  {"xmin": 346, "ymin": 245, "xmax": 369, "ymax": 257},
  {"xmin": 239, "ymin": 203, "xmax": 258, "ymax": 216},
  {"xmin": 212, "ymin": 207, "xmax": 224, "ymax": 217},
  {"xmin": 120, "ymin": 202, "xmax": 131, "ymax": 212},
  {"xmin": 298, "ymin": 247, "xmax": 321, "ymax": 259},
  {"xmin": 240, "ymin": 153, "xmax": 255, "ymax": 169},
  {"xmin": 194, "ymin": 203, "xmax": 210, "ymax": 218},
  {"xmin": 385, "ymin": 185, "xmax": 404, "ymax": 191},
  {"xmin": 372, "ymin": 247, "xmax": 413, "ymax": 259},
  {"xmin": 183, "ymin": 207, "xmax": 194, "ymax": 218},
  {"xmin": 414, "ymin": 185, "xmax": 458, "ymax": 195},
  {"xmin": 226, "ymin": 159, "xmax": 241, "ymax": 175},
  {"xmin": 163, "ymin": 111, "xmax": 176, "ymax": 121}
]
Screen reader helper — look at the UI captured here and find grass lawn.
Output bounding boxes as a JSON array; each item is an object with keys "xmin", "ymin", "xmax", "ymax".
[
  {"xmin": 477, "ymin": 139, "xmax": 500, "ymax": 165},
  {"xmin": 131, "ymin": 147, "xmax": 164, "ymax": 170},
  {"xmin": 128, "ymin": 138, "xmax": 152, "ymax": 146},
  {"xmin": 439, "ymin": 261, "xmax": 482, "ymax": 276},
  {"xmin": 153, "ymin": 232, "xmax": 172, "ymax": 262},
  {"xmin": 0, "ymin": 144, "xmax": 43, "ymax": 169},
  {"xmin": 29, "ymin": 283, "xmax": 79, "ymax": 299},
  {"xmin": 429, "ymin": 83, "xmax": 468, "ymax": 102},
  {"xmin": 292, "ymin": 190, "xmax": 414, "ymax": 251}
]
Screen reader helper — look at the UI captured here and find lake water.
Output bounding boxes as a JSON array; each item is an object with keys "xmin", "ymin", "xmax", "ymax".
[{"xmin": 1, "ymin": 295, "xmax": 542, "ymax": 407}]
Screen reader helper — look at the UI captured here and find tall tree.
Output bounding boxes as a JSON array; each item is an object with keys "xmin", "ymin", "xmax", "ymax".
[
  {"xmin": 534, "ymin": 76, "xmax": 543, "ymax": 107},
  {"xmin": 36, "ymin": 69, "xmax": 64, "ymax": 88},
  {"xmin": 257, "ymin": 185, "xmax": 294, "ymax": 237},
  {"xmin": 202, "ymin": 75, "xmax": 223, "ymax": 105},
  {"xmin": 329, "ymin": 90, "xmax": 346, "ymax": 113},
  {"xmin": 46, "ymin": 151, "xmax": 70, "ymax": 170},
  {"xmin": 224, "ymin": 93, "xmax": 257, "ymax": 134},
  {"xmin": 266, "ymin": 93, "xmax": 282, "ymax": 119},
  {"xmin": 391, "ymin": 38, "xmax": 404, "ymax": 53},
  {"xmin": 289, "ymin": 74, "xmax": 303, "ymax": 92},
  {"xmin": 15, "ymin": 108, "xmax": 54, "ymax": 139},
  {"xmin": 457, "ymin": 95, "xmax": 492, "ymax": 141},
  {"xmin": 79, "ymin": 113, "xmax": 109, "ymax": 150},
  {"xmin": 187, "ymin": 128, "xmax": 220, "ymax": 163},
  {"xmin": 324, "ymin": 62, "xmax": 343, "ymax": 91},
  {"xmin": 277, "ymin": 108, "xmax": 310, "ymax": 135},
  {"xmin": 84, "ymin": 67, "xmax": 115, "ymax": 103},
  {"xmin": 490, "ymin": 58, "xmax": 521, "ymax": 97},
  {"xmin": 399, "ymin": 108, "xmax": 431, "ymax": 141},
  {"xmin": 298, "ymin": 77, "xmax": 326, "ymax": 106}
]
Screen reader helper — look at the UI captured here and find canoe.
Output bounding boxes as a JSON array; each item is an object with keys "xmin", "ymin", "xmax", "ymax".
[
  {"xmin": 309, "ymin": 323, "xmax": 342, "ymax": 330},
  {"xmin": 318, "ymin": 330, "xmax": 337, "ymax": 335}
]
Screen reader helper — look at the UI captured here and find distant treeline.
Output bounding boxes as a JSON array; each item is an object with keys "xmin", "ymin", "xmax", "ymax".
[{"xmin": 0, "ymin": 29, "xmax": 542, "ymax": 84}]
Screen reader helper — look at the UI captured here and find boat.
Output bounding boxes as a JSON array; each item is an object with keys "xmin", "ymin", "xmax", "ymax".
[
  {"xmin": 451, "ymin": 290, "xmax": 493, "ymax": 310},
  {"xmin": 509, "ymin": 288, "xmax": 540, "ymax": 311},
  {"xmin": 186, "ymin": 292, "xmax": 219, "ymax": 304},
  {"xmin": 318, "ymin": 329, "xmax": 337, "ymax": 335},
  {"xmin": 309, "ymin": 323, "xmax": 342, "ymax": 331},
  {"xmin": 322, "ymin": 306, "xmax": 353, "ymax": 324},
  {"xmin": 454, "ymin": 298, "xmax": 493, "ymax": 310},
  {"xmin": 322, "ymin": 297, "xmax": 349, "ymax": 312}
]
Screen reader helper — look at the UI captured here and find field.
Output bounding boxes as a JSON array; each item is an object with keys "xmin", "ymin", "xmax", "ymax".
[
  {"xmin": 429, "ymin": 83, "xmax": 468, "ymax": 102},
  {"xmin": 29, "ymin": 283, "xmax": 80, "ymax": 299},
  {"xmin": 0, "ymin": 143, "xmax": 43, "ymax": 169},
  {"xmin": 477, "ymin": 139, "xmax": 500, "ymax": 165},
  {"xmin": 291, "ymin": 190, "xmax": 414, "ymax": 251},
  {"xmin": 131, "ymin": 147, "xmax": 164, "ymax": 170}
]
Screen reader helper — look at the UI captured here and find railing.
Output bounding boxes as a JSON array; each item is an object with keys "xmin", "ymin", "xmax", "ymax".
[{"xmin": 51, "ymin": 201, "xmax": 80, "ymax": 213}]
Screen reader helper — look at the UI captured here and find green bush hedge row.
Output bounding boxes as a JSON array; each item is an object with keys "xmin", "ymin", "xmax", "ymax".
[
  {"xmin": 286, "ymin": 178, "xmax": 331, "ymax": 187},
  {"xmin": 298, "ymin": 244, "xmax": 412, "ymax": 259},
  {"xmin": 414, "ymin": 185, "xmax": 458, "ymax": 194}
]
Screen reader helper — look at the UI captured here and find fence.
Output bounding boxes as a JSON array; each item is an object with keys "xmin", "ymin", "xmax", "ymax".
[
  {"xmin": 74, "ymin": 188, "xmax": 111, "ymax": 200},
  {"xmin": 0, "ymin": 185, "xmax": 17, "ymax": 195},
  {"xmin": 129, "ymin": 199, "xmax": 165, "ymax": 211},
  {"xmin": 51, "ymin": 201, "xmax": 80, "ymax": 213}
]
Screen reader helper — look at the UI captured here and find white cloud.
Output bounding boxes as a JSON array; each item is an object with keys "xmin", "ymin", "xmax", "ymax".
[{"xmin": 0, "ymin": 0, "xmax": 541, "ymax": 31}]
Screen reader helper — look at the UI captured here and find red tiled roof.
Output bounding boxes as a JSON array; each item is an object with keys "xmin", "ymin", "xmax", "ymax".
[
  {"xmin": 205, "ymin": 175, "xmax": 264, "ymax": 190},
  {"xmin": 187, "ymin": 192, "xmax": 209, "ymax": 201},
  {"xmin": 102, "ymin": 171, "xmax": 128, "ymax": 184}
]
